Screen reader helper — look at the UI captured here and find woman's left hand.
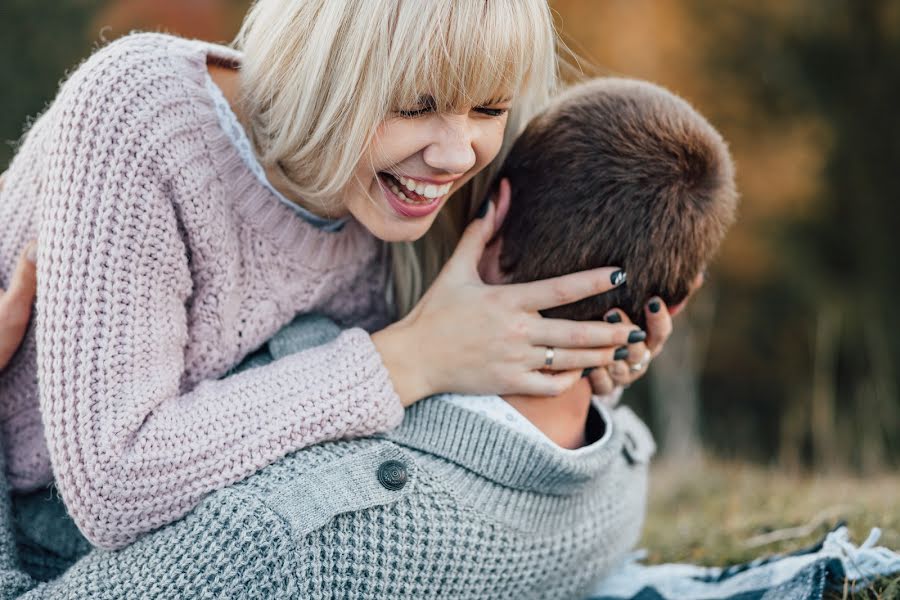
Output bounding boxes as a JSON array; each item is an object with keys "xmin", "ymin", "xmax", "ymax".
[
  {"xmin": 587, "ymin": 297, "xmax": 673, "ymax": 396},
  {"xmin": 0, "ymin": 240, "xmax": 37, "ymax": 371}
]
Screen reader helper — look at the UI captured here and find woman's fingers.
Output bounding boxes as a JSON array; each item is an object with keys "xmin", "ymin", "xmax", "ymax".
[
  {"xmin": 0, "ymin": 241, "xmax": 38, "ymax": 370},
  {"xmin": 531, "ymin": 317, "xmax": 638, "ymax": 349},
  {"xmin": 519, "ymin": 369, "xmax": 584, "ymax": 397},
  {"xmin": 598, "ymin": 307, "xmax": 660, "ymax": 387},
  {"xmin": 587, "ymin": 367, "xmax": 617, "ymax": 397},
  {"xmin": 537, "ymin": 346, "xmax": 623, "ymax": 371},
  {"xmin": 3, "ymin": 241, "xmax": 38, "ymax": 306},
  {"xmin": 644, "ymin": 296, "xmax": 672, "ymax": 357},
  {"xmin": 507, "ymin": 266, "xmax": 626, "ymax": 311}
]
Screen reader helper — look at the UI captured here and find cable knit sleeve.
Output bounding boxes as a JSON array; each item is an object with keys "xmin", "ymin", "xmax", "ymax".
[{"xmin": 33, "ymin": 36, "xmax": 404, "ymax": 550}]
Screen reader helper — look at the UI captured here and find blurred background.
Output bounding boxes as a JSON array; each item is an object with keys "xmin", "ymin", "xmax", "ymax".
[{"xmin": 1, "ymin": 0, "xmax": 898, "ymax": 565}]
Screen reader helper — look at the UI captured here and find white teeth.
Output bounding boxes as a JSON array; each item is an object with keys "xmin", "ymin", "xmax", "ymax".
[
  {"xmin": 387, "ymin": 180, "xmax": 421, "ymax": 205},
  {"xmin": 393, "ymin": 175, "xmax": 452, "ymax": 200}
]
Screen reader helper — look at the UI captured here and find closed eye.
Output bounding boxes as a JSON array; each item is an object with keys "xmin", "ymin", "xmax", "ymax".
[
  {"xmin": 396, "ymin": 101, "xmax": 509, "ymax": 119},
  {"xmin": 473, "ymin": 107, "xmax": 508, "ymax": 117},
  {"xmin": 398, "ymin": 95, "xmax": 437, "ymax": 118}
]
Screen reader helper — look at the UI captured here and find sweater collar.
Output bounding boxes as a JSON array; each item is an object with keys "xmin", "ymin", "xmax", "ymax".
[{"xmin": 381, "ymin": 398, "xmax": 623, "ymax": 496}]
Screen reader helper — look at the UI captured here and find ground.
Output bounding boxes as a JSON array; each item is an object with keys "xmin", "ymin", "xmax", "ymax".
[{"xmin": 641, "ymin": 459, "xmax": 900, "ymax": 599}]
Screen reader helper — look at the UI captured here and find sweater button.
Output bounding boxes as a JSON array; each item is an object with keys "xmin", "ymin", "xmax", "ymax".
[
  {"xmin": 377, "ymin": 460, "xmax": 408, "ymax": 491},
  {"xmin": 622, "ymin": 432, "xmax": 639, "ymax": 464}
]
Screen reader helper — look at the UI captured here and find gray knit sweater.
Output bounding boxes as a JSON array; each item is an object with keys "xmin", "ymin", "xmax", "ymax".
[{"xmin": 0, "ymin": 317, "xmax": 655, "ymax": 599}]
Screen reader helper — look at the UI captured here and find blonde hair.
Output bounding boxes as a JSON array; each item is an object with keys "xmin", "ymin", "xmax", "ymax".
[{"xmin": 236, "ymin": 0, "xmax": 559, "ymax": 316}]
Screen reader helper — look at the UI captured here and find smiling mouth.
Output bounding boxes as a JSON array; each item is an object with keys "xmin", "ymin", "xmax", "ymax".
[{"xmin": 377, "ymin": 172, "xmax": 452, "ymax": 205}]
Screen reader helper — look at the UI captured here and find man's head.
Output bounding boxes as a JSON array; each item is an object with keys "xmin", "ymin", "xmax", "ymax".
[{"xmin": 479, "ymin": 78, "xmax": 738, "ymax": 328}]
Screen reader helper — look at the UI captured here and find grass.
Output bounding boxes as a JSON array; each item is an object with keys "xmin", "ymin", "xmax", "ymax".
[{"xmin": 640, "ymin": 458, "xmax": 900, "ymax": 598}]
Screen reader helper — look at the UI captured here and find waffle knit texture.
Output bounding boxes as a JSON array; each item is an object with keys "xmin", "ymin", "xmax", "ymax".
[
  {"xmin": 0, "ymin": 32, "xmax": 404, "ymax": 550},
  {"xmin": 0, "ymin": 398, "xmax": 655, "ymax": 599}
]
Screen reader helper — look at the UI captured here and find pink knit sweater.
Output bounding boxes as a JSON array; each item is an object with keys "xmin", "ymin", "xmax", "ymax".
[{"xmin": 0, "ymin": 33, "xmax": 405, "ymax": 549}]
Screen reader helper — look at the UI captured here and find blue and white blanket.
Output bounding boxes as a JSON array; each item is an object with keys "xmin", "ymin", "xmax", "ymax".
[{"xmin": 587, "ymin": 526, "xmax": 900, "ymax": 600}]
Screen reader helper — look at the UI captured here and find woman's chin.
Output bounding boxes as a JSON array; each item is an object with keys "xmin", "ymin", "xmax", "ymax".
[
  {"xmin": 352, "ymin": 208, "xmax": 436, "ymax": 243},
  {"xmin": 375, "ymin": 218, "xmax": 435, "ymax": 243},
  {"xmin": 346, "ymin": 198, "xmax": 443, "ymax": 243}
]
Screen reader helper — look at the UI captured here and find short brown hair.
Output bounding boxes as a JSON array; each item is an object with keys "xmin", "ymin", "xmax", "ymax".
[{"xmin": 495, "ymin": 78, "xmax": 738, "ymax": 328}]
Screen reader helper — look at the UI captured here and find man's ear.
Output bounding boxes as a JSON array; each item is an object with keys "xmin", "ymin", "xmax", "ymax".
[
  {"xmin": 490, "ymin": 179, "xmax": 512, "ymax": 241},
  {"xmin": 477, "ymin": 236, "xmax": 507, "ymax": 284},
  {"xmin": 668, "ymin": 271, "xmax": 705, "ymax": 317}
]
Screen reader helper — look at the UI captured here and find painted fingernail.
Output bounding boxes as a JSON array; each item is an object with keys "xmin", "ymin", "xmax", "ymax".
[
  {"xmin": 648, "ymin": 299, "xmax": 661, "ymax": 313},
  {"xmin": 581, "ymin": 367, "xmax": 596, "ymax": 378},
  {"xmin": 627, "ymin": 330, "xmax": 646, "ymax": 344},
  {"xmin": 610, "ymin": 270, "xmax": 627, "ymax": 286},
  {"xmin": 604, "ymin": 312, "xmax": 622, "ymax": 324},
  {"xmin": 614, "ymin": 346, "xmax": 629, "ymax": 361},
  {"xmin": 476, "ymin": 198, "xmax": 491, "ymax": 219}
]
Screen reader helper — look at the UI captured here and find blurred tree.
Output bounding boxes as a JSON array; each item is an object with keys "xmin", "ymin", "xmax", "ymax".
[
  {"xmin": 0, "ymin": 0, "xmax": 248, "ymax": 170},
  {"xmin": 552, "ymin": 0, "xmax": 898, "ymax": 470},
  {"xmin": 0, "ymin": 0, "xmax": 101, "ymax": 168},
  {"xmin": 700, "ymin": 0, "xmax": 900, "ymax": 471},
  {"xmin": 90, "ymin": 0, "xmax": 248, "ymax": 44}
]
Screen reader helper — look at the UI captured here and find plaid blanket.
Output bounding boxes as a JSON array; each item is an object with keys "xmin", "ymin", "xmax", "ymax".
[{"xmin": 587, "ymin": 525, "xmax": 900, "ymax": 600}]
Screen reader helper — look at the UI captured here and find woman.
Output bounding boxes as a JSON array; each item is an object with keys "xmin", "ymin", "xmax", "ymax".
[{"xmin": 0, "ymin": 0, "xmax": 671, "ymax": 551}]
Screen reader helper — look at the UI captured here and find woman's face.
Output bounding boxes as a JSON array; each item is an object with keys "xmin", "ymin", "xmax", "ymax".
[{"xmin": 339, "ymin": 98, "xmax": 511, "ymax": 242}]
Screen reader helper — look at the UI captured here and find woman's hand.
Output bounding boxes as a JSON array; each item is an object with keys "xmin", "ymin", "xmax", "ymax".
[
  {"xmin": 0, "ymin": 241, "xmax": 37, "ymax": 370},
  {"xmin": 586, "ymin": 300, "xmax": 673, "ymax": 396},
  {"xmin": 372, "ymin": 182, "xmax": 641, "ymax": 407}
]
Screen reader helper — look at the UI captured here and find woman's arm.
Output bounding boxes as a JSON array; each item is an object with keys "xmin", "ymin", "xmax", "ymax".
[
  {"xmin": 35, "ymin": 156, "xmax": 402, "ymax": 549},
  {"xmin": 37, "ymin": 174, "xmax": 403, "ymax": 551},
  {"xmin": 27, "ymin": 39, "xmax": 403, "ymax": 551}
]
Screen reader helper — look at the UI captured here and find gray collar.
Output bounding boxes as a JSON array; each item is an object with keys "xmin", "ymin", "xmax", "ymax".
[{"xmin": 380, "ymin": 398, "xmax": 622, "ymax": 496}]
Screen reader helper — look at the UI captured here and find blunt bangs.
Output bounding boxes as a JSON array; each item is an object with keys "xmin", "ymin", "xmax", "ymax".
[{"xmin": 386, "ymin": 0, "xmax": 553, "ymax": 114}]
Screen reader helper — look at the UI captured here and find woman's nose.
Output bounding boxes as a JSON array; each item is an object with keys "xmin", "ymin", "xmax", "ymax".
[{"xmin": 422, "ymin": 116, "xmax": 477, "ymax": 175}]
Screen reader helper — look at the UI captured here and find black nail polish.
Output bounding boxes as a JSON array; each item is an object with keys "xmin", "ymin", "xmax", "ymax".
[
  {"xmin": 476, "ymin": 198, "xmax": 491, "ymax": 219},
  {"xmin": 627, "ymin": 330, "xmax": 646, "ymax": 344},
  {"xmin": 648, "ymin": 299, "xmax": 661, "ymax": 313},
  {"xmin": 614, "ymin": 346, "xmax": 629, "ymax": 361},
  {"xmin": 610, "ymin": 270, "xmax": 627, "ymax": 286},
  {"xmin": 605, "ymin": 312, "xmax": 622, "ymax": 324},
  {"xmin": 581, "ymin": 367, "xmax": 596, "ymax": 378}
]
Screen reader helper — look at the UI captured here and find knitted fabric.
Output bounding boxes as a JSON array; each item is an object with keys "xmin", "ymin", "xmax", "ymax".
[
  {"xmin": 202, "ymin": 70, "xmax": 350, "ymax": 233},
  {"xmin": 0, "ymin": 399, "xmax": 654, "ymax": 599},
  {"xmin": 0, "ymin": 32, "xmax": 404, "ymax": 550},
  {"xmin": 9, "ymin": 487, "xmax": 89, "ymax": 583}
]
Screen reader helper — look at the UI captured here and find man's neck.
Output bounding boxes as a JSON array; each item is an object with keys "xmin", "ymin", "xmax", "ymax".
[{"xmin": 501, "ymin": 377, "xmax": 593, "ymax": 449}]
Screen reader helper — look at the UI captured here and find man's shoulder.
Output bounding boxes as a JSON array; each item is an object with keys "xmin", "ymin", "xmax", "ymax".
[{"xmin": 220, "ymin": 438, "xmax": 424, "ymax": 538}]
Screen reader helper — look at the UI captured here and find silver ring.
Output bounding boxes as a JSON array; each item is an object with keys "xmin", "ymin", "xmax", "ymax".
[
  {"xmin": 544, "ymin": 347, "xmax": 555, "ymax": 367},
  {"xmin": 629, "ymin": 349, "xmax": 652, "ymax": 373}
]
